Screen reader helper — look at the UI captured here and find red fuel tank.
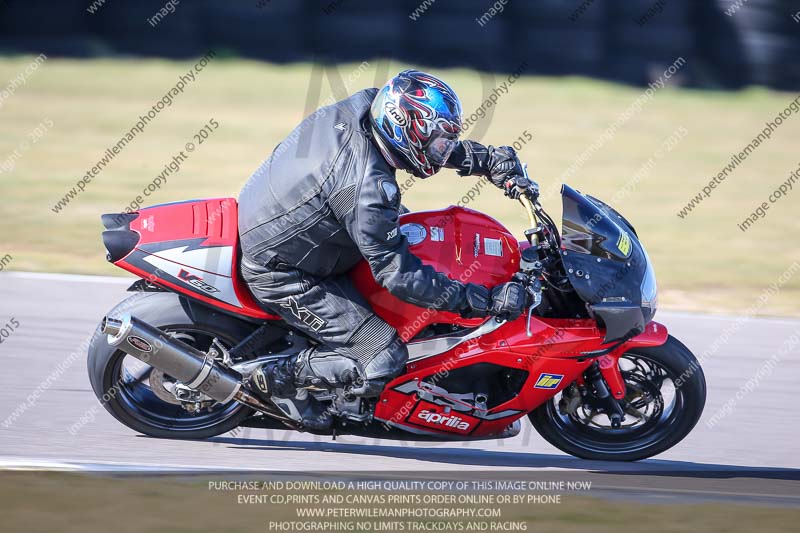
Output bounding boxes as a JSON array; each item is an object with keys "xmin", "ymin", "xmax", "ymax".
[{"xmin": 351, "ymin": 206, "xmax": 521, "ymax": 341}]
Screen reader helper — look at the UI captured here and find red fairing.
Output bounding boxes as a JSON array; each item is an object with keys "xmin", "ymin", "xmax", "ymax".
[
  {"xmin": 374, "ymin": 317, "xmax": 670, "ymax": 438},
  {"xmin": 112, "ymin": 198, "xmax": 277, "ymax": 320},
  {"xmin": 351, "ymin": 206, "xmax": 521, "ymax": 340}
]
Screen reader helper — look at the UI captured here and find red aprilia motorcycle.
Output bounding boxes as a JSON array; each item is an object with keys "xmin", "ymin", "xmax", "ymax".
[{"xmin": 89, "ymin": 169, "xmax": 706, "ymax": 461}]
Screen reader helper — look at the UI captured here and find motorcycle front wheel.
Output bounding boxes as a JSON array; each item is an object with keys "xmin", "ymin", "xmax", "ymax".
[{"xmin": 529, "ymin": 335, "xmax": 706, "ymax": 461}]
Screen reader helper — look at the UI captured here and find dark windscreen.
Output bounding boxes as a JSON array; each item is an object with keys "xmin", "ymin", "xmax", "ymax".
[
  {"xmin": 562, "ymin": 185, "xmax": 634, "ymax": 262},
  {"xmin": 559, "ymin": 184, "xmax": 657, "ymax": 322}
]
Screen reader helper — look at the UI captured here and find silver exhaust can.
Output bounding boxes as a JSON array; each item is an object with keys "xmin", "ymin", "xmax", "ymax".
[{"xmin": 101, "ymin": 314, "xmax": 241, "ymax": 404}]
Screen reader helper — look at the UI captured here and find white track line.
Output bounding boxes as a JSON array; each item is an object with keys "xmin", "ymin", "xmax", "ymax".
[
  {"xmin": 0, "ymin": 456, "xmax": 248, "ymax": 472},
  {"xmin": 0, "ymin": 455, "xmax": 596, "ymax": 474},
  {"xmin": 0, "ymin": 271, "xmax": 133, "ymax": 284}
]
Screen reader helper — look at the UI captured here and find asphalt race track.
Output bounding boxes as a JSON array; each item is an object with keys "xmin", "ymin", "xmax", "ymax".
[{"xmin": 1, "ymin": 272, "xmax": 798, "ymax": 504}]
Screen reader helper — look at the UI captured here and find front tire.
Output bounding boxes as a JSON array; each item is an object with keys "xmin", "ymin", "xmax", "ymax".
[
  {"xmin": 530, "ymin": 335, "xmax": 706, "ymax": 461},
  {"xmin": 88, "ymin": 292, "xmax": 256, "ymax": 440}
]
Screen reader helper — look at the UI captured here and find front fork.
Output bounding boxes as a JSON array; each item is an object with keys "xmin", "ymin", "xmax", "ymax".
[
  {"xmin": 578, "ymin": 321, "xmax": 669, "ymax": 427},
  {"xmin": 598, "ymin": 354, "xmax": 626, "ymax": 399},
  {"xmin": 584, "ymin": 355, "xmax": 627, "ymax": 428}
]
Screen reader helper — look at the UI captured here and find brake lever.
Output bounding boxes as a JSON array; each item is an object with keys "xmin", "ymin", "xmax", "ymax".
[
  {"xmin": 520, "ymin": 163, "xmax": 540, "ymax": 200},
  {"xmin": 525, "ymin": 278, "xmax": 542, "ymax": 337}
]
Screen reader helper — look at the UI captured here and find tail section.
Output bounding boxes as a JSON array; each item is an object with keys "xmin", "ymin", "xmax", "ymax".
[{"xmin": 101, "ymin": 198, "xmax": 277, "ymax": 320}]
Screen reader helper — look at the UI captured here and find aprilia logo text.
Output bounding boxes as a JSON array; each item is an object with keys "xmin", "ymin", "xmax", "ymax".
[{"xmin": 417, "ymin": 410, "xmax": 471, "ymax": 431}]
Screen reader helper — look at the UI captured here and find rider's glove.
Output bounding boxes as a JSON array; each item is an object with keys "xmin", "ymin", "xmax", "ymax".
[
  {"xmin": 488, "ymin": 282, "xmax": 528, "ymax": 322},
  {"xmin": 486, "ymin": 146, "xmax": 524, "ymax": 190},
  {"xmin": 503, "ymin": 175, "xmax": 534, "ymax": 200},
  {"xmin": 459, "ymin": 284, "xmax": 489, "ymax": 319},
  {"xmin": 448, "ymin": 142, "xmax": 524, "ymax": 188}
]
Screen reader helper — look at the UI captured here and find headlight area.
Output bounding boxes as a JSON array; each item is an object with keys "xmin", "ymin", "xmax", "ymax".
[{"xmin": 640, "ymin": 246, "xmax": 658, "ymax": 321}]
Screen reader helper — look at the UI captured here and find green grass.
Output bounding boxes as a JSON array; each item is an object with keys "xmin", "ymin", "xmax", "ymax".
[
  {"xmin": 1, "ymin": 56, "xmax": 798, "ymax": 315},
  {"xmin": 1, "ymin": 472, "xmax": 798, "ymax": 533}
]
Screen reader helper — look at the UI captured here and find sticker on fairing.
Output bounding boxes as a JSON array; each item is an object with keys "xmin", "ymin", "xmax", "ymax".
[
  {"xmin": 534, "ymin": 373, "xmax": 563, "ymax": 389},
  {"xmin": 617, "ymin": 230, "xmax": 632, "ymax": 257},
  {"xmin": 483, "ymin": 237, "xmax": 503, "ymax": 257},
  {"xmin": 400, "ymin": 223, "xmax": 427, "ymax": 245},
  {"xmin": 430, "ymin": 227, "xmax": 444, "ymax": 241}
]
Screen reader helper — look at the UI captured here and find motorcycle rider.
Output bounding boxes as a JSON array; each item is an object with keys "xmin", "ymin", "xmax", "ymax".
[{"xmin": 238, "ymin": 70, "xmax": 529, "ymax": 430}]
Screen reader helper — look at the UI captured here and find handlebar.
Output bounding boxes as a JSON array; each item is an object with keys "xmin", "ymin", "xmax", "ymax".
[
  {"xmin": 511, "ymin": 163, "xmax": 559, "ymax": 335},
  {"xmin": 513, "ymin": 164, "xmax": 542, "ymax": 245},
  {"xmin": 507, "ymin": 164, "xmax": 540, "ymax": 229},
  {"xmin": 521, "ymin": 163, "xmax": 540, "ymax": 198},
  {"xmin": 514, "ymin": 164, "xmax": 539, "ymax": 199}
]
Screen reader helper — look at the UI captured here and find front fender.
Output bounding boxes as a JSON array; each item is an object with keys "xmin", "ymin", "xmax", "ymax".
[
  {"xmin": 600, "ymin": 321, "xmax": 669, "ymax": 399},
  {"xmin": 622, "ymin": 320, "xmax": 669, "ymax": 349}
]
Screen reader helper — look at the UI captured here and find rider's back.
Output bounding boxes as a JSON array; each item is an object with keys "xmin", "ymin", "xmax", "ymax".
[{"xmin": 238, "ymin": 88, "xmax": 389, "ymax": 278}]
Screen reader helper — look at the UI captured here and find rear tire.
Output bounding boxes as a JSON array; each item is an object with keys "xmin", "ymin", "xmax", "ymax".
[
  {"xmin": 88, "ymin": 292, "xmax": 256, "ymax": 440},
  {"xmin": 530, "ymin": 335, "xmax": 706, "ymax": 461}
]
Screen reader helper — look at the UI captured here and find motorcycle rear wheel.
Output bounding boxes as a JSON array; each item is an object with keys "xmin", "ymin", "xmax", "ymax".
[
  {"xmin": 529, "ymin": 335, "xmax": 706, "ymax": 461},
  {"xmin": 88, "ymin": 292, "xmax": 255, "ymax": 440}
]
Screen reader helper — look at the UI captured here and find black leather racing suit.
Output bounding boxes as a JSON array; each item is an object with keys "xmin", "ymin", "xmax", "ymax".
[{"xmin": 238, "ymin": 88, "xmax": 487, "ymax": 390}]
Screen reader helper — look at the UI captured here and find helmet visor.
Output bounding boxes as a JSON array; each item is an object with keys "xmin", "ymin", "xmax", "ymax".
[{"xmin": 426, "ymin": 133, "xmax": 459, "ymax": 166}]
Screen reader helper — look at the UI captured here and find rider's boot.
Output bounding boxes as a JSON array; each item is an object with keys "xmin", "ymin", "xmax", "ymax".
[
  {"xmin": 349, "ymin": 345, "xmax": 408, "ymax": 397},
  {"xmin": 252, "ymin": 342, "xmax": 406, "ymax": 428},
  {"xmin": 252, "ymin": 357, "xmax": 332, "ymax": 431}
]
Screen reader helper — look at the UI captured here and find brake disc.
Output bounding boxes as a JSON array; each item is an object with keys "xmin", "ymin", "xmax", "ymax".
[
  {"xmin": 621, "ymin": 371, "xmax": 664, "ymax": 427},
  {"xmin": 148, "ymin": 332, "xmax": 221, "ymax": 409},
  {"xmin": 149, "ymin": 368, "xmax": 182, "ymax": 405}
]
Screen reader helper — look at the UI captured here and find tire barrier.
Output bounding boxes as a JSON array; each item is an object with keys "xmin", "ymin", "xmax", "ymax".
[{"xmin": 0, "ymin": 0, "xmax": 798, "ymax": 89}]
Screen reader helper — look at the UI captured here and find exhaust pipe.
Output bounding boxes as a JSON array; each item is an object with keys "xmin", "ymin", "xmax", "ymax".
[{"xmin": 101, "ymin": 315, "xmax": 279, "ymax": 417}]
